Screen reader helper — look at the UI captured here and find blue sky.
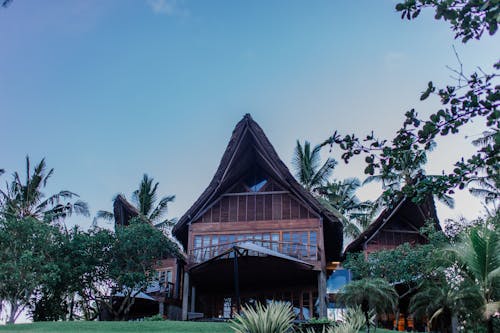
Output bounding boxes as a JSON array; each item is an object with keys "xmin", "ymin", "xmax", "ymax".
[{"xmin": 1, "ymin": 0, "xmax": 499, "ymax": 229}]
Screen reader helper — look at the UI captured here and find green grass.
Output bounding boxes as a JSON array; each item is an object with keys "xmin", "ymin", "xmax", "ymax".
[
  {"xmin": 0, "ymin": 321, "xmax": 233, "ymax": 333},
  {"xmin": 0, "ymin": 321, "xmax": 409, "ymax": 333}
]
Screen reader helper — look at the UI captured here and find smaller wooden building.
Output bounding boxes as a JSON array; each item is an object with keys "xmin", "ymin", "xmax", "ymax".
[
  {"xmin": 111, "ymin": 195, "xmax": 184, "ymax": 320},
  {"xmin": 344, "ymin": 195, "xmax": 440, "ymax": 331}
]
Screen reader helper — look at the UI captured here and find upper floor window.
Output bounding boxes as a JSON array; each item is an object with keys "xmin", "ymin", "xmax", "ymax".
[{"xmin": 244, "ymin": 168, "xmax": 268, "ymax": 192}]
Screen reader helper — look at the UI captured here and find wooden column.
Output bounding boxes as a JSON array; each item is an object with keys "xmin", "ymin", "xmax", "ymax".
[
  {"xmin": 318, "ymin": 270, "xmax": 327, "ymax": 318},
  {"xmin": 190, "ymin": 286, "xmax": 196, "ymax": 312},
  {"xmin": 182, "ymin": 271, "xmax": 190, "ymax": 321},
  {"xmin": 158, "ymin": 301, "xmax": 164, "ymax": 316}
]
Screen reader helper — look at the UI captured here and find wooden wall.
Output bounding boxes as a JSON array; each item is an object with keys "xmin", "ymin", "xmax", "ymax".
[{"xmin": 197, "ymin": 192, "xmax": 314, "ymax": 224}]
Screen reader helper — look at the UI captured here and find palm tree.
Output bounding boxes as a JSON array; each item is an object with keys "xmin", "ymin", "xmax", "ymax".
[
  {"xmin": 292, "ymin": 140, "xmax": 337, "ymax": 193},
  {"xmin": 445, "ymin": 220, "xmax": 500, "ymax": 333},
  {"xmin": 363, "ymin": 148, "xmax": 455, "ymax": 208},
  {"xmin": 95, "ymin": 174, "xmax": 175, "ymax": 228},
  {"xmin": 316, "ymin": 178, "xmax": 375, "ymax": 239},
  {"xmin": 468, "ymin": 130, "xmax": 500, "ymax": 211},
  {"xmin": 0, "ymin": 157, "xmax": 89, "ymax": 223},
  {"xmin": 410, "ymin": 278, "xmax": 483, "ymax": 333},
  {"xmin": 338, "ymin": 278, "xmax": 398, "ymax": 333}
]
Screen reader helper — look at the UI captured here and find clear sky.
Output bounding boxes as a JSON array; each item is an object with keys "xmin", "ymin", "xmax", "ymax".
[{"xmin": 1, "ymin": 0, "xmax": 499, "ymax": 230}]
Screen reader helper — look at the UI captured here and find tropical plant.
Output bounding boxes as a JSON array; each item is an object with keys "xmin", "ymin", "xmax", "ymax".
[
  {"xmin": 337, "ymin": 278, "xmax": 398, "ymax": 333},
  {"xmin": 444, "ymin": 218, "xmax": 500, "ymax": 333},
  {"xmin": 292, "ymin": 140, "xmax": 337, "ymax": 193},
  {"xmin": 95, "ymin": 174, "xmax": 175, "ymax": 228},
  {"xmin": 0, "ymin": 216, "xmax": 59, "ymax": 324},
  {"xmin": 100, "ymin": 217, "xmax": 179, "ymax": 320},
  {"xmin": 333, "ymin": 307, "xmax": 374, "ymax": 333},
  {"xmin": 230, "ymin": 301, "xmax": 295, "ymax": 333},
  {"xmin": 410, "ymin": 277, "xmax": 483, "ymax": 333},
  {"xmin": 316, "ymin": 178, "xmax": 375, "ymax": 239},
  {"xmin": 0, "ymin": 156, "xmax": 89, "ymax": 223}
]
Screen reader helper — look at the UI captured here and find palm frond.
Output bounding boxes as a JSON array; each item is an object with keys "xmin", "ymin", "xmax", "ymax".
[
  {"xmin": 95, "ymin": 210, "xmax": 115, "ymax": 221},
  {"xmin": 149, "ymin": 195, "xmax": 175, "ymax": 222}
]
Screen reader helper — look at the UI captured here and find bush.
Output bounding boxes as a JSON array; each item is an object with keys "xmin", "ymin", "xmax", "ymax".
[{"xmin": 230, "ymin": 301, "xmax": 295, "ymax": 333}]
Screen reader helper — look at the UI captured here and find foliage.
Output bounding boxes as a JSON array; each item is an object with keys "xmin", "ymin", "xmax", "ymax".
[
  {"xmin": 292, "ymin": 141, "xmax": 374, "ymax": 239},
  {"xmin": 316, "ymin": 178, "xmax": 375, "ymax": 239},
  {"xmin": 395, "ymin": 0, "xmax": 499, "ymax": 43},
  {"xmin": 324, "ymin": 1, "xmax": 499, "ymax": 208},
  {"xmin": 100, "ymin": 218, "xmax": 179, "ymax": 320},
  {"xmin": 31, "ymin": 226, "xmax": 114, "ymax": 321},
  {"xmin": 230, "ymin": 301, "xmax": 295, "ymax": 333},
  {"xmin": 410, "ymin": 277, "xmax": 484, "ymax": 332},
  {"xmin": 0, "ymin": 157, "xmax": 89, "ymax": 223},
  {"xmin": 292, "ymin": 140, "xmax": 337, "ymax": 193},
  {"xmin": 333, "ymin": 307, "xmax": 374, "ymax": 333},
  {"xmin": 95, "ymin": 174, "xmax": 175, "ymax": 229},
  {"xmin": 143, "ymin": 314, "xmax": 165, "ymax": 321},
  {"xmin": 0, "ymin": 217, "xmax": 60, "ymax": 324},
  {"xmin": 444, "ymin": 217, "xmax": 500, "ymax": 325},
  {"xmin": 337, "ymin": 278, "xmax": 398, "ymax": 333},
  {"xmin": 343, "ymin": 232, "xmax": 445, "ymax": 295}
]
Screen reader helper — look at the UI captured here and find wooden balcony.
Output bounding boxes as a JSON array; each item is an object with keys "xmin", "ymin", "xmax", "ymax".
[{"xmin": 188, "ymin": 239, "xmax": 318, "ymax": 265}]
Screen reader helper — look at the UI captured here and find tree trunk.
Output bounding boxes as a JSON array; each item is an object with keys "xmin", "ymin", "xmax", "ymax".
[
  {"xmin": 7, "ymin": 301, "xmax": 19, "ymax": 324},
  {"xmin": 394, "ymin": 309, "xmax": 400, "ymax": 331},
  {"xmin": 365, "ymin": 310, "xmax": 371, "ymax": 333},
  {"xmin": 487, "ymin": 317, "xmax": 493, "ymax": 333}
]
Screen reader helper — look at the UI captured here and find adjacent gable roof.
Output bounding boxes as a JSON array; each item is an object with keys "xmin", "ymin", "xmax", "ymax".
[
  {"xmin": 173, "ymin": 114, "xmax": 343, "ymax": 260},
  {"xmin": 344, "ymin": 195, "xmax": 439, "ymax": 254},
  {"xmin": 113, "ymin": 194, "xmax": 140, "ymax": 227}
]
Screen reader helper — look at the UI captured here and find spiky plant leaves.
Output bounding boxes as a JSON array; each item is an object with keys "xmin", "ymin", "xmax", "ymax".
[{"xmin": 230, "ymin": 301, "xmax": 295, "ymax": 333}]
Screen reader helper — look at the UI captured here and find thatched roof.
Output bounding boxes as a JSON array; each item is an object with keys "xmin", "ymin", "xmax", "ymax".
[
  {"xmin": 343, "ymin": 195, "xmax": 439, "ymax": 254},
  {"xmin": 172, "ymin": 114, "xmax": 343, "ymax": 261},
  {"xmin": 113, "ymin": 194, "xmax": 140, "ymax": 227}
]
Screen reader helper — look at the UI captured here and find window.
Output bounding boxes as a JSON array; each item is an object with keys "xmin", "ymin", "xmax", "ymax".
[
  {"xmin": 244, "ymin": 169, "xmax": 268, "ymax": 192},
  {"xmin": 166, "ymin": 270, "xmax": 172, "ymax": 284},
  {"xmin": 159, "ymin": 270, "xmax": 166, "ymax": 286}
]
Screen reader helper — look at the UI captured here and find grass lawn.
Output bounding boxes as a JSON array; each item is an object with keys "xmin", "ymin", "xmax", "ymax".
[
  {"xmin": 0, "ymin": 321, "xmax": 234, "ymax": 333},
  {"xmin": 0, "ymin": 321, "xmax": 408, "ymax": 333}
]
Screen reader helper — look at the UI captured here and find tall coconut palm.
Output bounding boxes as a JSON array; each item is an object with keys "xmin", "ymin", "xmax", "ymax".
[
  {"xmin": 445, "ymin": 220, "xmax": 500, "ymax": 333},
  {"xmin": 95, "ymin": 174, "xmax": 175, "ymax": 228},
  {"xmin": 316, "ymin": 178, "xmax": 375, "ymax": 239},
  {"xmin": 0, "ymin": 157, "xmax": 89, "ymax": 223},
  {"xmin": 292, "ymin": 140, "xmax": 337, "ymax": 193},
  {"xmin": 338, "ymin": 278, "xmax": 398, "ymax": 333}
]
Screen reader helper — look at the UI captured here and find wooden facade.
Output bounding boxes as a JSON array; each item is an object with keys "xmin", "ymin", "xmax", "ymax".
[
  {"xmin": 343, "ymin": 196, "xmax": 440, "ymax": 331},
  {"xmin": 172, "ymin": 114, "xmax": 343, "ymax": 320},
  {"xmin": 344, "ymin": 196, "xmax": 439, "ymax": 254}
]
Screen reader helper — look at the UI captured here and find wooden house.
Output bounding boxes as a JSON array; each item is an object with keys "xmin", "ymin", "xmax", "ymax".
[
  {"xmin": 172, "ymin": 114, "xmax": 343, "ymax": 320},
  {"xmin": 343, "ymin": 195, "xmax": 440, "ymax": 331},
  {"xmin": 344, "ymin": 195, "xmax": 439, "ymax": 254}
]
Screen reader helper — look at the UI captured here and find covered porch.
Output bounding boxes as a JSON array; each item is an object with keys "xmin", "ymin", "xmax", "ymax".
[{"xmin": 182, "ymin": 242, "xmax": 327, "ymax": 320}]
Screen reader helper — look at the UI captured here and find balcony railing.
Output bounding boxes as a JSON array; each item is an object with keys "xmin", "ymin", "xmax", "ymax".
[{"xmin": 188, "ymin": 240, "xmax": 318, "ymax": 264}]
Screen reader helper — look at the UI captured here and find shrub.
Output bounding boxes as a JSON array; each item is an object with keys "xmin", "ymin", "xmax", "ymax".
[{"xmin": 230, "ymin": 301, "xmax": 295, "ymax": 333}]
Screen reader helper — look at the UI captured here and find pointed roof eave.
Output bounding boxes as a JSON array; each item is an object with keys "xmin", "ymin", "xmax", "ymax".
[
  {"xmin": 172, "ymin": 114, "xmax": 342, "ymax": 245},
  {"xmin": 343, "ymin": 195, "xmax": 440, "ymax": 255}
]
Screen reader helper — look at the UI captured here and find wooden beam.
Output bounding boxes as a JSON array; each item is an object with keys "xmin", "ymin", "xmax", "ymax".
[{"xmin": 182, "ymin": 272, "xmax": 190, "ymax": 321}]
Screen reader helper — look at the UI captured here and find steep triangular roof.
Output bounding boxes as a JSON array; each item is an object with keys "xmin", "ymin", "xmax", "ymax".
[
  {"xmin": 173, "ymin": 114, "xmax": 343, "ymax": 260},
  {"xmin": 344, "ymin": 195, "xmax": 439, "ymax": 254},
  {"xmin": 113, "ymin": 194, "xmax": 140, "ymax": 227}
]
